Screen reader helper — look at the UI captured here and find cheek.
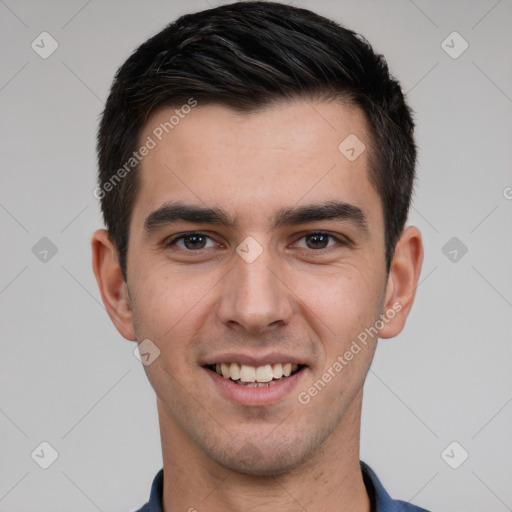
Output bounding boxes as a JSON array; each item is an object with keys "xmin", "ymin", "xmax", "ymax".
[
  {"xmin": 131, "ymin": 272, "xmax": 204, "ymax": 350},
  {"xmin": 132, "ymin": 276, "xmax": 211, "ymax": 400},
  {"xmin": 293, "ymin": 266, "xmax": 384, "ymax": 344}
]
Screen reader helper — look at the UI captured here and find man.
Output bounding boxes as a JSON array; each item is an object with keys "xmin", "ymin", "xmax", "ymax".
[{"xmin": 91, "ymin": 2, "xmax": 427, "ymax": 511}]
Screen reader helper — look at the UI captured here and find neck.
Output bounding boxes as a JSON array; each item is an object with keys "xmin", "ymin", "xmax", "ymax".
[{"xmin": 158, "ymin": 390, "xmax": 370, "ymax": 512}]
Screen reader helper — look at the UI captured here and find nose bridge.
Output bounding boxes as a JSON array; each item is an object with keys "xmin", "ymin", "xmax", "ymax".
[{"xmin": 218, "ymin": 238, "xmax": 292, "ymax": 332}]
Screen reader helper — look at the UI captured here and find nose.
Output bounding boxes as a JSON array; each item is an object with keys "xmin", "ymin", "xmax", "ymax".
[{"xmin": 217, "ymin": 241, "xmax": 294, "ymax": 335}]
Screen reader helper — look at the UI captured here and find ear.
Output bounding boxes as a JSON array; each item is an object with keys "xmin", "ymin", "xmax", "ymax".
[
  {"xmin": 378, "ymin": 226, "xmax": 424, "ymax": 339},
  {"xmin": 91, "ymin": 229, "xmax": 136, "ymax": 341}
]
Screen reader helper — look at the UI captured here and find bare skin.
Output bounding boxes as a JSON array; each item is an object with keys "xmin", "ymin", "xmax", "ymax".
[{"xmin": 92, "ymin": 99, "xmax": 423, "ymax": 512}]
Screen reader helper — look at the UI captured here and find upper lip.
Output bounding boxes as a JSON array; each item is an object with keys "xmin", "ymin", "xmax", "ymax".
[{"xmin": 201, "ymin": 352, "xmax": 309, "ymax": 367}]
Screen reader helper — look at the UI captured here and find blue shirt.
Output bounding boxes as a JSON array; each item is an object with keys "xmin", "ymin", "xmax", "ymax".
[{"xmin": 133, "ymin": 461, "xmax": 430, "ymax": 511}]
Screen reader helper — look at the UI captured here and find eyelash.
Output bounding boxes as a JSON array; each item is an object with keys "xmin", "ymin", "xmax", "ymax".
[
  {"xmin": 164, "ymin": 231, "xmax": 348, "ymax": 251},
  {"xmin": 165, "ymin": 232, "xmax": 219, "ymax": 251}
]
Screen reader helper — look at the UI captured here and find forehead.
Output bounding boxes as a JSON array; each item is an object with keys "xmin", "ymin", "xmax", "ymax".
[{"xmin": 132, "ymin": 99, "xmax": 382, "ymax": 231}]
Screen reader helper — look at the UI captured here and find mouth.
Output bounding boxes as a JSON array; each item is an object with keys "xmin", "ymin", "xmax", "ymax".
[
  {"xmin": 205, "ymin": 362, "xmax": 305, "ymax": 387},
  {"xmin": 203, "ymin": 359, "xmax": 308, "ymax": 406}
]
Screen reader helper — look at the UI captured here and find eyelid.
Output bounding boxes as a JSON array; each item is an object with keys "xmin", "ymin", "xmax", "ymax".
[
  {"xmin": 292, "ymin": 231, "xmax": 350, "ymax": 249},
  {"xmin": 164, "ymin": 231, "xmax": 220, "ymax": 248}
]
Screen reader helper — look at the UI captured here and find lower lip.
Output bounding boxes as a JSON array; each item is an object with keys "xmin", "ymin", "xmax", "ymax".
[{"xmin": 204, "ymin": 367, "xmax": 306, "ymax": 406}]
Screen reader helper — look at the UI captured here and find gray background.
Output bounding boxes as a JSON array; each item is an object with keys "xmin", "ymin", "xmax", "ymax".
[{"xmin": 1, "ymin": 0, "xmax": 511, "ymax": 510}]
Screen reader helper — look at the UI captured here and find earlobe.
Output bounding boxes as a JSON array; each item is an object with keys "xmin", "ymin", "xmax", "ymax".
[
  {"xmin": 379, "ymin": 226, "xmax": 424, "ymax": 339},
  {"xmin": 91, "ymin": 229, "xmax": 137, "ymax": 341}
]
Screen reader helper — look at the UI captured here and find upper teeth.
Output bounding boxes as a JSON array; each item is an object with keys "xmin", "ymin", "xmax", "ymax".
[{"xmin": 215, "ymin": 363, "xmax": 299, "ymax": 382}]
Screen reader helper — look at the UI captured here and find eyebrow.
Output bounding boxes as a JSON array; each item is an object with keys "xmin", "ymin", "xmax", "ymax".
[
  {"xmin": 272, "ymin": 200, "xmax": 368, "ymax": 232},
  {"xmin": 143, "ymin": 200, "xmax": 368, "ymax": 235},
  {"xmin": 144, "ymin": 202, "xmax": 234, "ymax": 234}
]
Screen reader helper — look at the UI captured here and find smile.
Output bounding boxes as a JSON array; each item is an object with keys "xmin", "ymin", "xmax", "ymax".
[
  {"xmin": 208, "ymin": 362, "xmax": 302, "ymax": 387},
  {"xmin": 204, "ymin": 361, "xmax": 307, "ymax": 405}
]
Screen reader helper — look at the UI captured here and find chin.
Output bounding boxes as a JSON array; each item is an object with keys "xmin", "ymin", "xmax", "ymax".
[{"xmin": 209, "ymin": 436, "xmax": 316, "ymax": 477}]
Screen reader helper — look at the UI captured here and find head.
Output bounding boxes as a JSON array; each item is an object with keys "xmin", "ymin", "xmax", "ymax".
[{"xmin": 92, "ymin": 1, "xmax": 423, "ymax": 477}]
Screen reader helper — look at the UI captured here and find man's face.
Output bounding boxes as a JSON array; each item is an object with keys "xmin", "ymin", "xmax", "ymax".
[{"xmin": 126, "ymin": 100, "xmax": 389, "ymax": 475}]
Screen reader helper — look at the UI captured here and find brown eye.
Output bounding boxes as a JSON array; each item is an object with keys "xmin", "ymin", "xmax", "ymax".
[
  {"xmin": 305, "ymin": 233, "xmax": 330, "ymax": 249},
  {"xmin": 182, "ymin": 234, "xmax": 207, "ymax": 250},
  {"xmin": 166, "ymin": 232, "xmax": 216, "ymax": 251}
]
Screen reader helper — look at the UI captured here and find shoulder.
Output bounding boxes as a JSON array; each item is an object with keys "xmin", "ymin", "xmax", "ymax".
[
  {"xmin": 132, "ymin": 505, "xmax": 150, "ymax": 512},
  {"xmin": 361, "ymin": 461, "xmax": 431, "ymax": 512},
  {"xmin": 131, "ymin": 469, "xmax": 164, "ymax": 512},
  {"xmin": 390, "ymin": 500, "xmax": 431, "ymax": 512}
]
